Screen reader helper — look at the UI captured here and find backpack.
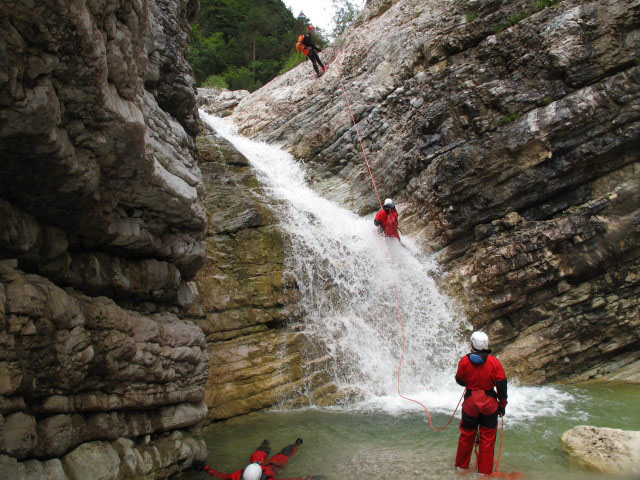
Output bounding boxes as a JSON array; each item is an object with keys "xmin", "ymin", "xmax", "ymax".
[{"xmin": 295, "ymin": 34, "xmax": 305, "ymax": 53}]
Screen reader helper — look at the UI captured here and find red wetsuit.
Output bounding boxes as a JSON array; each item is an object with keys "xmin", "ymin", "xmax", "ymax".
[
  {"xmin": 201, "ymin": 442, "xmax": 305, "ymax": 479},
  {"xmin": 374, "ymin": 207, "xmax": 400, "ymax": 240},
  {"xmin": 454, "ymin": 350, "xmax": 508, "ymax": 475}
]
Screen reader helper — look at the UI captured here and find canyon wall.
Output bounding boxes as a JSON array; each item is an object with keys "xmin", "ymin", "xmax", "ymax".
[
  {"xmin": 0, "ymin": 0, "xmax": 208, "ymax": 477},
  {"xmin": 227, "ymin": 0, "xmax": 640, "ymax": 384}
]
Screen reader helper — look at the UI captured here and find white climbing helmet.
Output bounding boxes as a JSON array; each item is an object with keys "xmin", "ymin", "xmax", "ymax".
[
  {"xmin": 384, "ymin": 198, "xmax": 395, "ymax": 208},
  {"xmin": 471, "ymin": 331, "xmax": 489, "ymax": 351},
  {"xmin": 242, "ymin": 463, "xmax": 263, "ymax": 480}
]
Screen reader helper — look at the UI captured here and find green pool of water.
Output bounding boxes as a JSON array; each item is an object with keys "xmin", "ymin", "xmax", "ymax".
[{"xmin": 183, "ymin": 383, "xmax": 640, "ymax": 480}]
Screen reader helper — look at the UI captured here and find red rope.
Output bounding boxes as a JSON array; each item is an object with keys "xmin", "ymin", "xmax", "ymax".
[
  {"xmin": 336, "ymin": 64, "xmax": 383, "ymax": 209},
  {"xmin": 334, "ymin": 53, "xmax": 512, "ymax": 476},
  {"xmin": 336, "ymin": 52, "xmax": 463, "ymax": 431}
]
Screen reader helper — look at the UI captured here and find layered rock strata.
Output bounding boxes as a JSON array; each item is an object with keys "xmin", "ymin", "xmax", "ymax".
[
  {"xmin": 0, "ymin": 0, "xmax": 208, "ymax": 477},
  {"xmin": 228, "ymin": 0, "xmax": 640, "ymax": 383},
  {"xmin": 190, "ymin": 120, "xmax": 341, "ymax": 421}
]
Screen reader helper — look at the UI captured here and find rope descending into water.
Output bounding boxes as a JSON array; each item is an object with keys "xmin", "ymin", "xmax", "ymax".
[
  {"xmin": 335, "ymin": 50, "xmax": 463, "ymax": 432},
  {"xmin": 331, "ymin": 49, "xmax": 515, "ymax": 478}
]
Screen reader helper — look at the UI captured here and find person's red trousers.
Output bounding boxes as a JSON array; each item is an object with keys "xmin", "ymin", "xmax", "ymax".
[{"xmin": 455, "ymin": 390, "xmax": 499, "ymax": 475}]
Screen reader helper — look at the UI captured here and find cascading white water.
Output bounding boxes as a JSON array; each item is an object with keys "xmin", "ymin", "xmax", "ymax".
[{"xmin": 201, "ymin": 111, "xmax": 577, "ymax": 420}]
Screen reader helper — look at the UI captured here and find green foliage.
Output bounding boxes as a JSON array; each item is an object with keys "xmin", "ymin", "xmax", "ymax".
[
  {"xmin": 493, "ymin": 23, "xmax": 509, "ymax": 34},
  {"xmin": 189, "ymin": 0, "xmax": 329, "ymax": 91},
  {"xmin": 465, "ymin": 10, "xmax": 477, "ymax": 22},
  {"xmin": 279, "ymin": 50, "xmax": 306, "ymax": 74},
  {"xmin": 533, "ymin": 0, "xmax": 562, "ymax": 11},
  {"xmin": 202, "ymin": 74, "xmax": 228, "ymax": 89},
  {"xmin": 332, "ymin": 0, "xmax": 361, "ymax": 38},
  {"xmin": 492, "ymin": 0, "xmax": 564, "ymax": 34},
  {"xmin": 508, "ymin": 12, "xmax": 530, "ymax": 25},
  {"xmin": 189, "ymin": 27, "xmax": 227, "ymax": 85},
  {"xmin": 223, "ymin": 66, "xmax": 263, "ymax": 91},
  {"xmin": 498, "ymin": 112, "xmax": 521, "ymax": 125}
]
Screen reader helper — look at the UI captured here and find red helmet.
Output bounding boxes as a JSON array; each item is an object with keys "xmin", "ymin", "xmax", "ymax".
[{"xmin": 307, "ymin": 25, "xmax": 315, "ymax": 32}]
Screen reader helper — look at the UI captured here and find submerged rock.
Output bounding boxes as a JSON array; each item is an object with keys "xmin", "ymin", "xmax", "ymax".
[{"xmin": 561, "ymin": 425, "xmax": 640, "ymax": 476}]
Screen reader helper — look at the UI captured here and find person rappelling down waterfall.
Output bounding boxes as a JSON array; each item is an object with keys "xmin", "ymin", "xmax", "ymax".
[
  {"xmin": 374, "ymin": 198, "xmax": 401, "ymax": 240},
  {"xmin": 454, "ymin": 331, "xmax": 508, "ymax": 476},
  {"xmin": 295, "ymin": 25, "xmax": 326, "ymax": 77},
  {"xmin": 192, "ymin": 438, "xmax": 325, "ymax": 480}
]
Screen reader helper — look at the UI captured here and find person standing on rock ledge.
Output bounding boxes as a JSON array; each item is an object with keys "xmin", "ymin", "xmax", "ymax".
[
  {"xmin": 374, "ymin": 198, "xmax": 401, "ymax": 240},
  {"xmin": 454, "ymin": 331, "xmax": 508, "ymax": 476},
  {"xmin": 192, "ymin": 438, "xmax": 325, "ymax": 480},
  {"xmin": 296, "ymin": 25, "xmax": 326, "ymax": 77}
]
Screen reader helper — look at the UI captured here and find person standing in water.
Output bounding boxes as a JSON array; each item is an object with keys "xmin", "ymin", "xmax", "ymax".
[
  {"xmin": 374, "ymin": 198, "xmax": 401, "ymax": 240},
  {"xmin": 454, "ymin": 331, "xmax": 508, "ymax": 476}
]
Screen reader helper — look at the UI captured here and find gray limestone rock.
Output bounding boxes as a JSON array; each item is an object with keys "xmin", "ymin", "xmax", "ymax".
[
  {"xmin": 0, "ymin": 0, "xmax": 207, "ymax": 475},
  {"xmin": 62, "ymin": 442, "xmax": 121, "ymax": 480},
  {"xmin": 561, "ymin": 425, "xmax": 640, "ymax": 475},
  {"xmin": 198, "ymin": 88, "xmax": 250, "ymax": 117}
]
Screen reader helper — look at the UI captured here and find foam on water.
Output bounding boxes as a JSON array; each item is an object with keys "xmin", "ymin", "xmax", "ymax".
[{"xmin": 200, "ymin": 111, "xmax": 579, "ymax": 424}]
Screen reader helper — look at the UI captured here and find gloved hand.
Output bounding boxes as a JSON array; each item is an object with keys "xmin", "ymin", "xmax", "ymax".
[
  {"xmin": 295, "ymin": 438, "xmax": 303, "ymax": 445},
  {"xmin": 192, "ymin": 460, "xmax": 205, "ymax": 471},
  {"xmin": 498, "ymin": 406, "xmax": 505, "ymax": 417}
]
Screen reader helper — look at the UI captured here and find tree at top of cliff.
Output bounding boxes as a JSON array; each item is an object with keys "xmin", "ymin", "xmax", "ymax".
[
  {"xmin": 332, "ymin": 0, "xmax": 361, "ymax": 38},
  {"xmin": 190, "ymin": 0, "xmax": 328, "ymax": 91}
]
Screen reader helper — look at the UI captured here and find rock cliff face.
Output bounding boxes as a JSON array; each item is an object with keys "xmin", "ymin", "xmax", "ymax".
[
  {"xmin": 228, "ymin": 0, "xmax": 640, "ymax": 383},
  {"xmin": 0, "ymin": 0, "xmax": 207, "ymax": 477}
]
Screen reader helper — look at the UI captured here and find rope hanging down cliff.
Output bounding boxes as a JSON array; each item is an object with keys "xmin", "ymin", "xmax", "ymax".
[
  {"xmin": 335, "ymin": 51, "xmax": 461, "ymax": 431},
  {"xmin": 334, "ymin": 54, "xmax": 515, "ymax": 478}
]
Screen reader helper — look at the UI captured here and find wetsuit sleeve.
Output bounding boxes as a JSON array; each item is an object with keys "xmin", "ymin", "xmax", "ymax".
[
  {"xmin": 201, "ymin": 467, "xmax": 239, "ymax": 479},
  {"xmin": 374, "ymin": 210, "xmax": 385, "ymax": 226},
  {"xmin": 493, "ymin": 357, "xmax": 508, "ymax": 406}
]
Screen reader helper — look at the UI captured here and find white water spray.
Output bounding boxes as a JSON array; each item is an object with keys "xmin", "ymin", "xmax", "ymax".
[{"xmin": 200, "ymin": 111, "xmax": 576, "ymax": 421}]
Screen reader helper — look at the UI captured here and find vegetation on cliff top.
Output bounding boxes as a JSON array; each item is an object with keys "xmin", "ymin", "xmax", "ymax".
[
  {"xmin": 189, "ymin": 0, "xmax": 362, "ymax": 91},
  {"xmin": 189, "ymin": 0, "xmax": 328, "ymax": 91}
]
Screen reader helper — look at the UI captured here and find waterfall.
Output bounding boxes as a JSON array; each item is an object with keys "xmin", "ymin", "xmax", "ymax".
[{"xmin": 200, "ymin": 111, "xmax": 577, "ymax": 419}]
